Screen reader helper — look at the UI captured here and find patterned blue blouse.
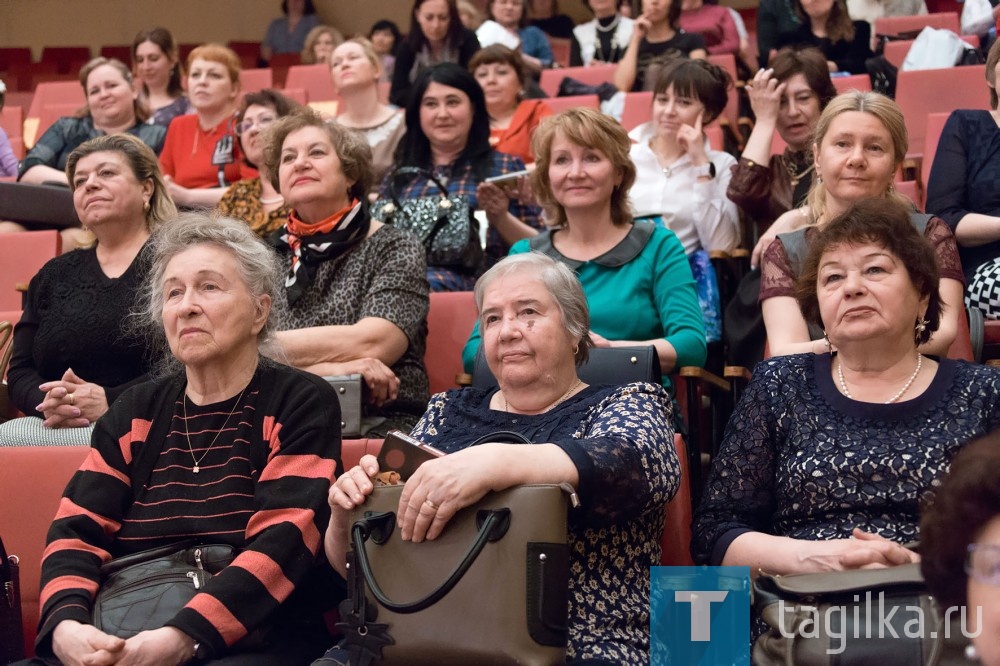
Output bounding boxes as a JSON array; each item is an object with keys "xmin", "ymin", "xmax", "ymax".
[
  {"xmin": 692, "ymin": 353, "xmax": 1000, "ymax": 566},
  {"xmin": 410, "ymin": 382, "xmax": 679, "ymax": 664}
]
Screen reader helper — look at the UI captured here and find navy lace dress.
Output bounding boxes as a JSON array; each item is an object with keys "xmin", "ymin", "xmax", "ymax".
[{"xmin": 692, "ymin": 353, "xmax": 1000, "ymax": 566}]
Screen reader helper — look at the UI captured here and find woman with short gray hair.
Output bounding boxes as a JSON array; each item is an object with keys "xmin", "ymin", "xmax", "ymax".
[
  {"xmin": 321, "ymin": 251, "xmax": 679, "ymax": 664},
  {"xmin": 33, "ymin": 210, "xmax": 341, "ymax": 664}
]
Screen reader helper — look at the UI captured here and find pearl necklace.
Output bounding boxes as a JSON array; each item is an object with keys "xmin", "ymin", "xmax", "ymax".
[
  {"xmin": 259, "ymin": 195, "xmax": 284, "ymax": 205},
  {"xmin": 837, "ymin": 354, "xmax": 922, "ymax": 404},
  {"xmin": 502, "ymin": 379, "xmax": 583, "ymax": 413}
]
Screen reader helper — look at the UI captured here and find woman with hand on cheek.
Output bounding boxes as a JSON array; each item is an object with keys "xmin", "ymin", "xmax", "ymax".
[
  {"xmin": 614, "ymin": 0, "xmax": 707, "ymax": 92},
  {"xmin": 628, "ymin": 58, "xmax": 739, "ymax": 256}
]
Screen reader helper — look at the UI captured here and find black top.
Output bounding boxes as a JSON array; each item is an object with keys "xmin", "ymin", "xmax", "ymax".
[
  {"xmin": 776, "ymin": 21, "xmax": 873, "ymax": 74},
  {"xmin": 8, "ymin": 243, "xmax": 152, "ymax": 416},
  {"xmin": 532, "ymin": 14, "xmax": 576, "ymax": 39},
  {"xmin": 926, "ymin": 109, "xmax": 1000, "ymax": 282},
  {"xmin": 755, "ymin": 0, "xmax": 802, "ymax": 68},
  {"xmin": 389, "ymin": 28, "xmax": 481, "ymax": 108},
  {"xmin": 634, "ymin": 31, "xmax": 707, "ymax": 91}
]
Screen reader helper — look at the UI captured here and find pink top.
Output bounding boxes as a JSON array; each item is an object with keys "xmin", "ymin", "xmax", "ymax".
[{"xmin": 678, "ymin": 5, "xmax": 740, "ymax": 55}]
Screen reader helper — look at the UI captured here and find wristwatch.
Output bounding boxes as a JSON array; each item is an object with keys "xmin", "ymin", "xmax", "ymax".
[{"xmin": 694, "ymin": 162, "xmax": 717, "ymax": 179}]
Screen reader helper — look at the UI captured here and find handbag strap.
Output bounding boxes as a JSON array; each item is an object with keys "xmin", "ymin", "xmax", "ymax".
[
  {"xmin": 386, "ymin": 166, "xmax": 450, "ymax": 209},
  {"xmin": 351, "ymin": 507, "xmax": 510, "ymax": 613}
]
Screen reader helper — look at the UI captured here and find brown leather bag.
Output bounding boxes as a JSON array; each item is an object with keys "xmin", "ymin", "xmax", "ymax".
[{"xmin": 338, "ymin": 484, "xmax": 570, "ymax": 665}]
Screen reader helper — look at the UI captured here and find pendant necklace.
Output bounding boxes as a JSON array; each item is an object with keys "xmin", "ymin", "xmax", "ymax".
[{"xmin": 183, "ymin": 385, "xmax": 247, "ymax": 473}]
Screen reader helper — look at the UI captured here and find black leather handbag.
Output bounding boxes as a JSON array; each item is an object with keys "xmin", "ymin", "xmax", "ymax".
[
  {"xmin": 753, "ymin": 564, "xmax": 971, "ymax": 665},
  {"xmin": 371, "ymin": 166, "xmax": 484, "ymax": 273},
  {"xmin": 0, "ymin": 535, "xmax": 24, "ymax": 664},
  {"xmin": 92, "ymin": 542, "xmax": 236, "ymax": 639}
]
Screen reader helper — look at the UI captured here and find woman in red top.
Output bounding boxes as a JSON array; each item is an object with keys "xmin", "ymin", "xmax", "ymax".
[
  {"xmin": 159, "ymin": 44, "xmax": 247, "ymax": 208},
  {"xmin": 469, "ymin": 44, "xmax": 551, "ymax": 165}
]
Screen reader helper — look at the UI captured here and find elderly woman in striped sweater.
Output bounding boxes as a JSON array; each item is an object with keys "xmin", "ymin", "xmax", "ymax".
[{"xmin": 33, "ymin": 213, "xmax": 342, "ymax": 665}]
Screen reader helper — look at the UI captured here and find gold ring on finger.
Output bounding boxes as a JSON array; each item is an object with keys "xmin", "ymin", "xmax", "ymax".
[
  {"xmin": 67, "ymin": 393, "xmax": 75, "ymax": 405},
  {"xmin": 425, "ymin": 499, "xmax": 439, "ymax": 511}
]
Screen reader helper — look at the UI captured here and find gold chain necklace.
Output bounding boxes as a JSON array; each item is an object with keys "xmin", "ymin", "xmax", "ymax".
[
  {"xmin": 502, "ymin": 379, "xmax": 583, "ymax": 414},
  {"xmin": 784, "ymin": 157, "xmax": 815, "ymax": 188},
  {"xmin": 182, "ymin": 386, "xmax": 247, "ymax": 474}
]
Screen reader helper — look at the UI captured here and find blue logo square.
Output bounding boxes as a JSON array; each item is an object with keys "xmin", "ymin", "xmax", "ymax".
[{"xmin": 650, "ymin": 566, "xmax": 751, "ymax": 665}]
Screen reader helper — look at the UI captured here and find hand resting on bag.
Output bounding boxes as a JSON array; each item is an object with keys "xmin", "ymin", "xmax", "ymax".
[
  {"xmin": 52, "ymin": 619, "xmax": 125, "ymax": 666},
  {"xmin": 725, "ymin": 527, "xmax": 919, "ymax": 575}
]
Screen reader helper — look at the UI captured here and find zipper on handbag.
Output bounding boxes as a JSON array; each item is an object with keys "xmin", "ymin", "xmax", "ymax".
[
  {"xmin": 186, "ymin": 571, "xmax": 201, "ymax": 589},
  {"xmin": 194, "ymin": 548, "xmax": 204, "ymax": 570}
]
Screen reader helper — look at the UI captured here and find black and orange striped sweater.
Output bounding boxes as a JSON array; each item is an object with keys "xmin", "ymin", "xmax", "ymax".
[{"xmin": 35, "ymin": 360, "xmax": 343, "ymax": 659}]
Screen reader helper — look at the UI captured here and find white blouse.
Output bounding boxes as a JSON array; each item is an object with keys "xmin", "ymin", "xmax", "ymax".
[{"xmin": 627, "ymin": 121, "xmax": 740, "ymax": 255}]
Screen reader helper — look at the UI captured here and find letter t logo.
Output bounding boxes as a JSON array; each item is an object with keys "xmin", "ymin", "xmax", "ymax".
[{"xmin": 675, "ymin": 591, "xmax": 729, "ymax": 641}]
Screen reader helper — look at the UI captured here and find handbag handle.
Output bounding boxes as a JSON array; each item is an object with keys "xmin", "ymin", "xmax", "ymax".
[
  {"xmin": 352, "ymin": 507, "xmax": 511, "ymax": 613},
  {"xmin": 385, "ymin": 166, "xmax": 450, "ymax": 211}
]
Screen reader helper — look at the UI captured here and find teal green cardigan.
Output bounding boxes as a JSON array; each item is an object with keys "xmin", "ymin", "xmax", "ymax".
[{"xmin": 462, "ymin": 221, "xmax": 708, "ymax": 383}]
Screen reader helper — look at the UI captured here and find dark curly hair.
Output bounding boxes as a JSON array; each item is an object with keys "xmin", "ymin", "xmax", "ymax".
[
  {"xmin": 794, "ymin": 197, "xmax": 941, "ymax": 346},
  {"xmin": 921, "ymin": 431, "xmax": 1000, "ymax": 609},
  {"xmin": 770, "ymin": 46, "xmax": 838, "ymax": 109}
]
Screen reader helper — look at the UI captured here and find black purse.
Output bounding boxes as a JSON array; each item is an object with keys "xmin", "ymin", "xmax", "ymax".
[
  {"xmin": 0, "ymin": 535, "xmax": 24, "ymax": 664},
  {"xmin": 753, "ymin": 564, "xmax": 971, "ymax": 665},
  {"xmin": 92, "ymin": 542, "xmax": 236, "ymax": 639},
  {"xmin": 372, "ymin": 166, "xmax": 484, "ymax": 273}
]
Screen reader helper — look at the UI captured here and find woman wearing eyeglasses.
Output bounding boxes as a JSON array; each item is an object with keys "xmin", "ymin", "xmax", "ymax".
[
  {"xmin": 217, "ymin": 89, "xmax": 300, "ymax": 238},
  {"xmin": 922, "ymin": 432, "xmax": 1000, "ymax": 666}
]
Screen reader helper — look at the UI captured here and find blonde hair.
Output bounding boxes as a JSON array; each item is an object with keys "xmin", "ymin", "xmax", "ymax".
[
  {"xmin": 807, "ymin": 91, "xmax": 910, "ymax": 223},
  {"xmin": 531, "ymin": 107, "xmax": 636, "ymax": 228},
  {"xmin": 78, "ymin": 57, "xmax": 150, "ymax": 123},
  {"xmin": 302, "ymin": 25, "xmax": 344, "ymax": 64}
]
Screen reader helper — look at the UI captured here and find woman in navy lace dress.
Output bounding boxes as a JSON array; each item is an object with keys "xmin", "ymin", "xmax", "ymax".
[
  {"xmin": 325, "ymin": 252, "xmax": 679, "ymax": 665},
  {"xmin": 693, "ymin": 198, "xmax": 1000, "ymax": 575}
]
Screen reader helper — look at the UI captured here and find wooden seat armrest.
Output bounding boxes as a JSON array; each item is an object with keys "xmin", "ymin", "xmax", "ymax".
[
  {"xmin": 455, "ymin": 372, "xmax": 473, "ymax": 387},
  {"xmin": 723, "ymin": 366, "xmax": 752, "ymax": 382},
  {"xmin": 678, "ymin": 366, "xmax": 730, "ymax": 393}
]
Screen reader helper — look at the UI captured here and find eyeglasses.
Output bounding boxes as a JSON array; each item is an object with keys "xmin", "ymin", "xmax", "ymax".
[
  {"xmin": 235, "ymin": 115, "xmax": 276, "ymax": 136},
  {"xmin": 966, "ymin": 543, "xmax": 1000, "ymax": 585}
]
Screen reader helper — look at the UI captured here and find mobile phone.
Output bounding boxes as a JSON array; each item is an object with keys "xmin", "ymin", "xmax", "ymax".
[
  {"xmin": 483, "ymin": 170, "xmax": 530, "ymax": 188},
  {"xmin": 376, "ymin": 430, "xmax": 446, "ymax": 480}
]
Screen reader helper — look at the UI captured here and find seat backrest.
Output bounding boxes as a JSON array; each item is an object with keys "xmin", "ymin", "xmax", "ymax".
[
  {"xmin": 543, "ymin": 94, "xmax": 600, "ymax": 115},
  {"xmin": 895, "ymin": 65, "xmax": 988, "ymax": 159},
  {"xmin": 894, "ymin": 179, "xmax": 922, "ymax": 211},
  {"xmin": 0, "ymin": 47, "xmax": 32, "ymax": 70},
  {"xmin": 874, "ymin": 11, "xmax": 960, "ymax": 37},
  {"xmin": 472, "ymin": 345, "xmax": 663, "ymax": 389},
  {"xmin": 425, "ymin": 291, "xmax": 478, "ymax": 395},
  {"xmin": 921, "ymin": 111, "xmax": 952, "ymax": 195},
  {"xmin": 620, "ymin": 91, "xmax": 653, "ymax": 132},
  {"xmin": 947, "ymin": 306, "xmax": 975, "ymax": 362},
  {"xmin": 0, "ymin": 230, "xmax": 61, "ymax": 310},
  {"xmin": 39, "ymin": 46, "xmax": 91, "ymax": 74},
  {"xmin": 25, "ymin": 81, "xmax": 85, "ymax": 140},
  {"xmin": 538, "ymin": 64, "xmax": 616, "ymax": 97},
  {"xmin": 284, "ymin": 64, "xmax": 338, "ymax": 103},
  {"xmin": 706, "ymin": 53, "xmax": 740, "ymax": 130},
  {"xmin": 0, "ymin": 445, "xmax": 90, "ymax": 656},
  {"xmin": 99, "ymin": 45, "xmax": 132, "ymax": 63},
  {"xmin": 831, "ymin": 73, "xmax": 872, "ymax": 95},
  {"xmin": 548, "ymin": 37, "xmax": 572, "ymax": 68},
  {"xmin": 239, "ymin": 68, "xmax": 274, "ymax": 95}
]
